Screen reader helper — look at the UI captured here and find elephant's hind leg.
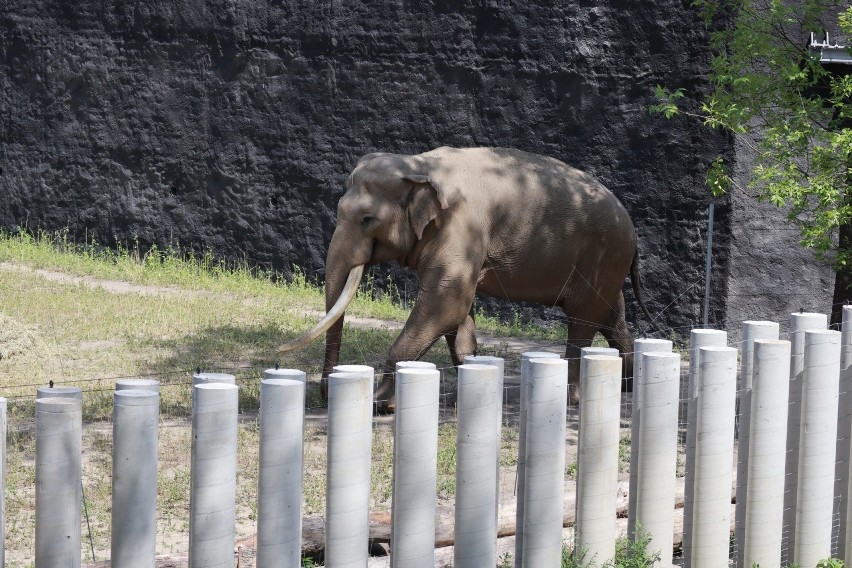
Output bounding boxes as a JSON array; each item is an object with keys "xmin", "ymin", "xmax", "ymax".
[
  {"xmin": 564, "ymin": 321, "xmax": 599, "ymax": 405},
  {"xmin": 600, "ymin": 291, "xmax": 636, "ymax": 391}
]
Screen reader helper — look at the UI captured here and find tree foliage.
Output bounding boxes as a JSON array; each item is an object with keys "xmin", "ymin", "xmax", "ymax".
[{"xmin": 652, "ymin": 1, "xmax": 852, "ymax": 269}]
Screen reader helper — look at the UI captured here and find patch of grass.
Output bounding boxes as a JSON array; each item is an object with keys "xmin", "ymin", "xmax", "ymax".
[
  {"xmin": 436, "ymin": 422, "xmax": 458, "ymax": 497},
  {"xmin": 561, "ymin": 526, "xmax": 662, "ymax": 568}
]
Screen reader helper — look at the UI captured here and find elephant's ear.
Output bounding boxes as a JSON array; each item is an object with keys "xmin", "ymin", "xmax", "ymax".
[{"xmin": 403, "ymin": 175, "xmax": 447, "ymax": 240}]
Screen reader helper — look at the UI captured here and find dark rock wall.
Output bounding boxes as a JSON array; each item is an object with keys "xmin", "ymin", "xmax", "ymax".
[{"xmin": 1, "ymin": 1, "xmax": 736, "ymax": 336}]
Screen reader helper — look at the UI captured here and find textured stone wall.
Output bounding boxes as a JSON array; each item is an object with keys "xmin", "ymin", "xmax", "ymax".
[{"xmin": 1, "ymin": 1, "xmax": 743, "ymax": 336}]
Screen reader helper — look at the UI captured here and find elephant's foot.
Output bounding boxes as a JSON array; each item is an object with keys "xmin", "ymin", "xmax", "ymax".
[
  {"xmin": 568, "ymin": 381, "xmax": 581, "ymax": 405},
  {"xmin": 373, "ymin": 374, "xmax": 396, "ymax": 414}
]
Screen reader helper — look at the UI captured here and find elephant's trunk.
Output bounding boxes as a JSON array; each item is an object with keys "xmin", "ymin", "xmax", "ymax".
[{"xmin": 276, "ymin": 264, "xmax": 364, "ymax": 355}]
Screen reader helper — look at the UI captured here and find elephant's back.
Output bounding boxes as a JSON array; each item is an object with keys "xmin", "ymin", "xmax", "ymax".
[{"xmin": 463, "ymin": 147, "xmax": 637, "ymax": 306}]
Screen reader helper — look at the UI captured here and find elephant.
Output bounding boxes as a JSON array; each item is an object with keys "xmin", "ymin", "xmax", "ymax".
[{"xmin": 279, "ymin": 146, "xmax": 652, "ymax": 412}]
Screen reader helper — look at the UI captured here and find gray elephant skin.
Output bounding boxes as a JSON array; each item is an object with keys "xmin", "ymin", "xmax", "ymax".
[{"xmin": 280, "ymin": 146, "xmax": 651, "ymax": 412}]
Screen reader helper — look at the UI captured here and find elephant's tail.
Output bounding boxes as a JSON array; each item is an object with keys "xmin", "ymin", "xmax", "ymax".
[{"xmin": 630, "ymin": 250, "xmax": 656, "ymax": 334}]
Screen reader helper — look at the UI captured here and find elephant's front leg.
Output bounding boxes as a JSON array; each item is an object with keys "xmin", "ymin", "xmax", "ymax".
[{"xmin": 374, "ymin": 268, "xmax": 478, "ymax": 413}]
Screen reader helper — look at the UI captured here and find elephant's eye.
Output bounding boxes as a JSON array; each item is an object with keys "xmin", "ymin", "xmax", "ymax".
[{"xmin": 361, "ymin": 215, "xmax": 377, "ymax": 227}]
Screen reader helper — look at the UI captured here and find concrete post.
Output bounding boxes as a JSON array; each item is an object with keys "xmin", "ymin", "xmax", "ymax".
[
  {"xmin": 396, "ymin": 361, "xmax": 437, "ymax": 371},
  {"xmin": 690, "ymin": 346, "xmax": 737, "ymax": 568},
  {"xmin": 325, "ymin": 369, "xmax": 374, "ymax": 568},
  {"xmin": 515, "ymin": 350, "xmax": 559, "ymax": 567},
  {"xmin": 257, "ymin": 378, "xmax": 306, "ymax": 568},
  {"xmin": 575, "ymin": 355, "xmax": 622, "ymax": 567},
  {"xmin": 783, "ymin": 312, "xmax": 827, "ymax": 564},
  {"xmin": 627, "ymin": 338, "xmax": 673, "ymax": 541},
  {"xmin": 0, "ymin": 397, "xmax": 4, "ymax": 568},
  {"xmin": 189, "ymin": 383, "xmax": 239, "ymax": 568},
  {"xmin": 36, "ymin": 385, "xmax": 82, "ymax": 400},
  {"xmin": 634, "ymin": 351, "xmax": 680, "ymax": 567},
  {"xmin": 734, "ymin": 321, "xmax": 779, "ymax": 567},
  {"xmin": 742, "ymin": 339, "xmax": 791, "ymax": 568},
  {"xmin": 192, "ymin": 372, "xmax": 236, "ymax": 386},
  {"xmin": 520, "ymin": 358, "xmax": 568, "ymax": 567},
  {"xmin": 793, "ymin": 329, "xmax": 841, "ymax": 567},
  {"xmin": 115, "ymin": 378, "xmax": 160, "ymax": 393},
  {"xmin": 464, "ymin": 354, "xmax": 505, "ymax": 531},
  {"xmin": 390, "ymin": 367, "xmax": 440, "ymax": 568},
  {"xmin": 263, "ymin": 368, "xmax": 307, "ymax": 382},
  {"xmin": 682, "ymin": 328, "xmax": 727, "ymax": 562},
  {"xmin": 455, "ymin": 364, "xmax": 501, "ymax": 568},
  {"xmin": 836, "ymin": 305, "xmax": 852, "ymax": 557},
  {"xmin": 111, "ymin": 390, "xmax": 159, "ymax": 567},
  {"xmin": 35, "ymin": 397, "xmax": 82, "ymax": 568}
]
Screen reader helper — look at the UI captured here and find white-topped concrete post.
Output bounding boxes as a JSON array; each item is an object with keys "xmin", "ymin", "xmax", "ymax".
[
  {"xmin": 115, "ymin": 378, "xmax": 160, "ymax": 393},
  {"xmin": 783, "ymin": 312, "xmax": 827, "ymax": 564},
  {"xmin": 189, "ymin": 383, "xmax": 239, "ymax": 568},
  {"xmin": 734, "ymin": 320, "xmax": 779, "ymax": 567},
  {"xmin": 0, "ymin": 397, "xmax": 4, "ymax": 568},
  {"xmin": 112, "ymin": 390, "xmax": 159, "ymax": 567},
  {"xmin": 464, "ymin": 354, "xmax": 505, "ymax": 529},
  {"xmin": 35, "ymin": 397, "xmax": 82, "ymax": 568},
  {"xmin": 682, "ymin": 328, "xmax": 727, "ymax": 562},
  {"xmin": 690, "ymin": 346, "xmax": 737, "ymax": 568},
  {"xmin": 256, "ymin": 378, "xmax": 306, "ymax": 568},
  {"xmin": 325, "ymin": 369, "xmax": 374, "ymax": 568},
  {"xmin": 837, "ymin": 305, "xmax": 852, "ymax": 557},
  {"xmin": 794, "ymin": 329, "xmax": 841, "ymax": 567},
  {"xmin": 36, "ymin": 385, "xmax": 82, "ymax": 400},
  {"xmin": 742, "ymin": 339, "xmax": 791, "ymax": 568},
  {"xmin": 192, "ymin": 372, "xmax": 236, "ymax": 386},
  {"xmin": 455, "ymin": 364, "xmax": 501, "ymax": 568},
  {"xmin": 634, "ymin": 351, "xmax": 680, "ymax": 567},
  {"xmin": 390, "ymin": 367, "xmax": 441, "ymax": 568},
  {"xmin": 263, "ymin": 368, "xmax": 307, "ymax": 382},
  {"xmin": 627, "ymin": 338, "xmax": 672, "ymax": 541},
  {"xmin": 575, "ymin": 354, "xmax": 622, "ymax": 567},
  {"xmin": 515, "ymin": 350, "xmax": 559, "ymax": 567},
  {"xmin": 520, "ymin": 358, "xmax": 568, "ymax": 567}
]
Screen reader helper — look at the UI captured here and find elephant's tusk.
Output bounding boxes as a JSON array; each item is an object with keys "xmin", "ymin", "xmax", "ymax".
[{"xmin": 277, "ymin": 264, "xmax": 365, "ymax": 354}]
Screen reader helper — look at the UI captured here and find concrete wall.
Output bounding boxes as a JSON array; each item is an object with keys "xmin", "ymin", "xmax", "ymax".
[{"xmin": 0, "ymin": 0, "xmax": 829, "ymax": 337}]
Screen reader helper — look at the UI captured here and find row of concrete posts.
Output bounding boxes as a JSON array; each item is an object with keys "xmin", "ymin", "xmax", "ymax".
[{"xmin": 5, "ymin": 307, "xmax": 852, "ymax": 566}]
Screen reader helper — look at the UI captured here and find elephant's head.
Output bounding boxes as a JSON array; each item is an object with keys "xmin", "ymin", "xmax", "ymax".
[{"xmin": 277, "ymin": 152, "xmax": 453, "ymax": 373}]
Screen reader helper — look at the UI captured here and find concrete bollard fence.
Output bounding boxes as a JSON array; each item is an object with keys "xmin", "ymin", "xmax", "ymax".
[
  {"xmin": 689, "ymin": 346, "xmax": 738, "ymax": 568},
  {"xmin": 734, "ymin": 320, "xmax": 779, "ymax": 568},
  {"xmin": 390, "ymin": 367, "xmax": 441, "ymax": 568},
  {"xmin": 111, "ymin": 390, "xmax": 160, "ymax": 567},
  {"xmin": 515, "ymin": 350, "xmax": 560, "ymax": 567},
  {"xmin": 519, "ymin": 357, "xmax": 568, "ymax": 567},
  {"xmin": 18, "ymin": 315, "xmax": 852, "ymax": 567},
  {"xmin": 633, "ymin": 351, "xmax": 680, "ymax": 567},
  {"xmin": 783, "ymin": 312, "xmax": 828, "ymax": 565},
  {"xmin": 837, "ymin": 305, "xmax": 852, "ymax": 557},
  {"xmin": 35, "ymin": 396, "xmax": 83, "ymax": 568},
  {"xmin": 794, "ymin": 329, "xmax": 841, "ymax": 567},
  {"xmin": 575, "ymin": 354, "xmax": 622, "ymax": 567},
  {"xmin": 682, "ymin": 328, "xmax": 727, "ymax": 562},
  {"xmin": 455, "ymin": 363, "xmax": 501, "ymax": 568},
  {"xmin": 742, "ymin": 339, "xmax": 791, "ymax": 568},
  {"xmin": 627, "ymin": 338, "xmax": 672, "ymax": 542},
  {"xmin": 325, "ymin": 369, "xmax": 374, "ymax": 568},
  {"xmin": 257, "ymin": 376, "xmax": 306, "ymax": 568},
  {"xmin": 189, "ymin": 383, "xmax": 239, "ymax": 568}
]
